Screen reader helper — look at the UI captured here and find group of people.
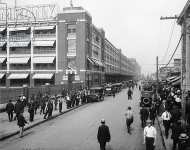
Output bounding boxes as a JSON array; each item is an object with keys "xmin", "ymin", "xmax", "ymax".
[
  {"xmin": 5, "ymin": 88, "xmax": 89, "ymax": 138},
  {"xmin": 158, "ymin": 86, "xmax": 186, "ymax": 150}
]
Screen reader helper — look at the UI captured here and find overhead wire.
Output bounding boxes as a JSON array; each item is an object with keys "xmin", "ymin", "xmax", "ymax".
[
  {"xmin": 163, "ymin": 34, "xmax": 183, "ymax": 68},
  {"xmin": 161, "ymin": 20, "xmax": 176, "ymax": 63}
]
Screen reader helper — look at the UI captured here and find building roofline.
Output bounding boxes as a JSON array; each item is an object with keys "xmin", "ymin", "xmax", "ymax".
[{"xmin": 177, "ymin": 0, "xmax": 190, "ymax": 25}]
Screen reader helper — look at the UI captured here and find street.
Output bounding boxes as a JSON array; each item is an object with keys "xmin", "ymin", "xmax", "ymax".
[{"xmin": 0, "ymin": 87, "xmax": 164, "ymax": 150}]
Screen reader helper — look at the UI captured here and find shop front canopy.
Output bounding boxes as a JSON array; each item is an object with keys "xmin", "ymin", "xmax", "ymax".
[
  {"xmin": 8, "ymin": 73, "xmax": 29, "ymax": 79},
  {"xmin": 33, "ymin": 56, "xmax": 55, "ymax": 64},
  {"xmin": 33, "ymin": 40, "xmax": 55, "ymax": 47},
  {"xmin": 9, "ymin": 57, "xmax": 30, "ymax": 64},
  {"xmin": 32, "ymin": 73, "xmax": 54, "ymax": 79}
]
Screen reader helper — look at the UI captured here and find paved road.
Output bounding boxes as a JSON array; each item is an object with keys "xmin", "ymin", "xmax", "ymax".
[{"xmin": 0, "ymin": 87, "xmax": 164, "ymax": 150}]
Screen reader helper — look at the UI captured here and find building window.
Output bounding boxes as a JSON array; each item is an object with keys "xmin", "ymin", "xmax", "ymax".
[
  {"xmin": 68, "ymin": 39, "xmax": 76, "ymax": 50},
  {"xmin": 67, "ymin": 24, "xmax": 76, "ymax": 33},
  {"xmin": 67, "ymin": 57, "xmax": 76, "ymax": 69}
]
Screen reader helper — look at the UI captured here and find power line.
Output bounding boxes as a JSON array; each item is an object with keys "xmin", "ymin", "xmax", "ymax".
[
  {"xmin": 161, "ymin": 20, "xmax": 176, "ymax": 63},
  {"xmin": 163, "ymin": 34, "xmax": 183, "ymax": 68}
]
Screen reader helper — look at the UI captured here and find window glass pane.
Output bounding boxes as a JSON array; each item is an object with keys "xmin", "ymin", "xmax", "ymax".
[{"xmin": 68, "ymin": 39, "xmax": 76, "ymax": 50}]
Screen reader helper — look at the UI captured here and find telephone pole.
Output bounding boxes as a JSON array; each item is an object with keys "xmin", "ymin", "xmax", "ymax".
[{"xmin": 156, "ymin": 56, "xmax": 159, "ymax": 96}]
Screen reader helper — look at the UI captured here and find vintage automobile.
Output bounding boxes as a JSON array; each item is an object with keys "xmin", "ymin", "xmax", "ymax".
[
  {"xmin": 86, "ymin": 87, "xmax": 104, "ymax": 102},
  {"xmin": 140, "ymin": 83, "xmax": 154, "ymax": 107},
  {"xmin": 104, "ymin": 85, "xmax": 113, "ymax": 96},
  {"xmin": 111, "ymin": 83, "xmax": 123, "ymax": 93}
]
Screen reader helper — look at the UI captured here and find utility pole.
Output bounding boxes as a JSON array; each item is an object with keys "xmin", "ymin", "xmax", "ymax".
[{"xmin": 156, "ymin": 56, "xmax": 159, "ymax": 96}]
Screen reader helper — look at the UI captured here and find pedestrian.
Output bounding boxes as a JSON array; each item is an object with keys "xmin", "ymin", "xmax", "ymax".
[
  {"xmin": 125, "ymin": 106, "xmax": 134, "ymax": 134},
  {"xmin": 149, "ymin": 105, "xmax": 156, "ymax": 125},
  {"xmin": 97, "ymin": 119, "xmax": 111, "ymax": 150},
  {"xmin": 66, "ymin": 94, "xmax": 71, "ymax": 108},
  {"xmin": 140, "ymin": 106, "xmax": 149, "ymax": 128},
  {"xmin": 28, "ymin": 101, "xmax": 35, "ymax": 122},
  {"xmin": 40, "ymin": 98, "xmax": 46, "ymax": 114},
  {"xmin": 54, "ymin": 96, "xmax": 58, "ymax": 110},
  {"xmin": 59, "ymin": 97, "xmax": 63, "ymax": 113},
  {"xmin": 14, "ymin": 99, "xmax": 24, "ymax": 120},
  {"xmin": 127, "ymin": 88, "xmax": 133, "ymax": 100},
  {"xmin": 161, "ymin": 109, "xmax": 172, "ymax": 139},
  {"xmin": 17, "ymin": 112, "xmax": 28, "ymax": 138},
  {"xmin": 6, "ymin": 100, "xmax": 14, "ymax": 122},
  {"xmin": 143, "ymin": 120, "xmax": 157, "ymax": 150},
  {"xmin": 171, "ymin": 121, "xmax": 182, "ymax": 150},
  {"xmin": 44, "ymin": 100, "xmax": 53, "ymax": 119}
]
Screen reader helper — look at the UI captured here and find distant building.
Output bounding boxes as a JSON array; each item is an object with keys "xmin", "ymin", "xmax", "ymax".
[{"xmin": 0, "ymin": 5, "xmax": 141, "ymax": 87}]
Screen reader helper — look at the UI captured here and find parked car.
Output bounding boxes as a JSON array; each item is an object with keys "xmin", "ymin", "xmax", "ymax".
[
  {"xmin": 104, "ymin": 85, "xmax": 113, "ymax": 96},
  {"xmin": 86, "ymin": 87, "xmax": 104, "ymax": 102}
]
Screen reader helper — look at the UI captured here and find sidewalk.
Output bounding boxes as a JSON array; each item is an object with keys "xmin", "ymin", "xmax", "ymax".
[
  {"xmin": 157, "ymin": 117, "xmax": 173, "ymax": 150},
  {"xmin": 0, "ymin": 102, "xmax": 85, "ymax": 141}
]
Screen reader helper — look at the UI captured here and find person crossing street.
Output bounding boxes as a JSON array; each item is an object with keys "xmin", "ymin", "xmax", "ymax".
[
  {"xmin": 125, "ymin": 106, "xmax": 134, "ymax": 134},
  {"xmin": 97, "ymin": 119, "xmax": 111, "ymax": 150}
]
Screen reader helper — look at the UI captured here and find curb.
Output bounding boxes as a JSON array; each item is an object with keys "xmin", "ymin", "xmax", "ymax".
[
  {"xmin": 156, "ymin": 116, "xmax": 167, "ymax": 150},
  {"xmin": 0, "ymin": 104, "xmax": 87, "ymax": 141}
]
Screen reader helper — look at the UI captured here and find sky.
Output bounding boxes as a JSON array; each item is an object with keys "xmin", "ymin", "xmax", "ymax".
[{"xmin": 4, "ymin": 0, "xmax": 188, "ymax": 75}]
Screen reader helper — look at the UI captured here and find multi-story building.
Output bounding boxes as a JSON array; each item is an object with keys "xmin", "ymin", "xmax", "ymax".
[{"xmin": 0, "ymin": 5, "xmax": 140, "ymax": 87}]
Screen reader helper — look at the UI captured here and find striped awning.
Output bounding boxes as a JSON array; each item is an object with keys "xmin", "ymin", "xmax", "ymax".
[
  {"xmin": 0, "ymin": 42, "xmax": 6, "ymax": 47},
  {"xmin": 33, "ymin": 56, "xmax": 55, "ymax": 64},
  {"xmin": 32, "ymin": 73, "xmax": 54, "ymax": 79},
  {"xmin": 33, "ymin": 40, "xmax": 55, "ymax": 47},
  {"xmin": 8, "ymin": 73, "xmax": 29, "ymax": 79},
  {"xmin": 9, "ymin": 57, "xmax": 30, "ymax": 64},
  {"xmin": 87, "ymin": 57, "xmax": 95, "ymax": 65},
  {"xmin": 0, "ymin": 57, "xmax": 6, "ymax": 63},
  {"xmin": 0, "ymin": 73, "xmax": 5, "ymax": 79},
  {"xmin": 9, "ymin": 27, "xmax": 30, "ymax": 32},
  {"xmin": 91, "ymin": 58, "xmax": 104, "ymax": 67},
  {"xmin": 34, "ymin": 26, "xmax": 55, "ymax": 31},
  {"xmin": 9, "ymin": 41, "xmax": 30, "ymax": 47},
  {"xmin": 0, "ymin": 28, "xmax": 6, "ymax": 32}
]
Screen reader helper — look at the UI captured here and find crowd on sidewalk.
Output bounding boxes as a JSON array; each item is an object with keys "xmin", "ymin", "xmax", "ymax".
[
  {"xmin": 138, "ymin": 82, "xmax": 187, "ymax": 150},
  {"xmin": 157, "ymin": 85, "xmax": 189, "ymax": 150},
  {"xmin": 4, "ymin": 88, "xmax": 89, "ymax": 137}
]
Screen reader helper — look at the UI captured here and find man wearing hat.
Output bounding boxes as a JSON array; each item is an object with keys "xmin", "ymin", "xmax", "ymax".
[
  {"xmin": 97, "ymin": 119, "xmax": 111, "ymax": 150},
  {"xmin": 143, "ymin": 120, "xmax": 157, "ymax": 150}
]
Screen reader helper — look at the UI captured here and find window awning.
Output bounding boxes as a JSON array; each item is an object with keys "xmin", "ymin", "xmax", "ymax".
[
  {"xmin": 169, "ymin": 76, "xmax": 181, "ymax": 83},
  {"xmin": 33, "ymin": 40, "xmax": 55, "ymax": 47},
  {"xmin": 0, "ymin": 42, "xmax": 6, "ymax": 47},
  {"xmin": 91, "ymin": 58, "xmax": 104, "ymax": 67},
  {"xmin": 9, "ymin": 57, "xmax": 30, "ymax": 64},
  {"xmin": 32, "ymin": 73, "xmax": 54, "ymax": 79},
  {"xmin": 33, "ymin": 56, "xmax": 55, "ymax": 64},
  {"xmin": 9, "ymin": 41, "xmax": 30, "ymax": 47},
  {"xmin": 9, "ymin": 27, "xmax": 30, "ymax": 32},
  {"xmin": 87, "ymin": 57, "xmax": 95, "ymax": 65},
  {"xmin": 0, "ymin": 57, "xmax": 6, "ymax": 63},
  {"xmin": 0, "ymin": 28, "xmax": 6, "ymax": 32},
  {"xmin": 0, "ymin": 73, "xmax": 5, "ymax": 79},
  {"xmin": 8, "ymin": 73, "xmax": 29, "ymax": 79},
  {"xmin": 172, "ymin": 79, "xmax": 181, "ymax": 86},
  {"xmin": 167, "ymin": 76, "xmax": 177, "ymax": 81},
  {"xmin": 34, "ymin": 26, "xmax": 55, "ymax": 31}
]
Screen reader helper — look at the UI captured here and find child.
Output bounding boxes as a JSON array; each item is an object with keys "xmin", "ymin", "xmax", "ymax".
[{"xmin": 17, "ymin": 112, "xmax": 28, "ymax": 137}]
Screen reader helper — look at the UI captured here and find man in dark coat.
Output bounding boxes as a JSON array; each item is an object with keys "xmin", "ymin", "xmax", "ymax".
[
  {"xmin": 28, "ymin": 101, "xmax": 35, "ymax": 122},
  {"xmin": 171, "ymin": 121, "xmax": 182, "ymax": 150},
  {"xmin": 149, "ymin": 105, "xmax": 156, "ymax": 125},
  {"xmin": 6, "ymin": 100, "xmax": 14, "ymax": 121},
  {"xmin": 140, "ymin": 106, "xmax": 149, "ymax": 128},
  {"xmin": 17, "ymin": 112, "xmax": 28, "ymax": 137},
  {"xmin": 14, "ymin": 99, "xmax": 24, "ymax": 120},
  {"xmin": 127, "ymin": 88, "xmax": 133, "ymax": 100},
  {"xmin": 44, "ymin": 100, "xmax": 52, "ymax": 119},
  {"xmin": 97, "ymin": 119, "xmax": 111, "ymax": 150}
]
